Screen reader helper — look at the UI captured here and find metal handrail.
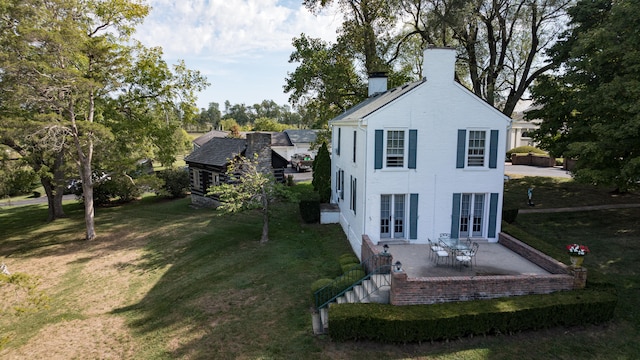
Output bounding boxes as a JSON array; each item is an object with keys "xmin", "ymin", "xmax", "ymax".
[{"xmin": 314, "ymin": 253, "xmax": 392, "ymax": 310}]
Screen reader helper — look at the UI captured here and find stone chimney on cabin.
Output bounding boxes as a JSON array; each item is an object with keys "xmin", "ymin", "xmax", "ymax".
[
  {"xmin": 368, "ymin": 72, "xmax": 388, "ymax": 97},
  {"xmin": 245, "ymin": 132, "xmax": 272, "ymax": 174},
  {"xmin": 423, "ymin": 46, "xmax": 456, "ymax": 84}
]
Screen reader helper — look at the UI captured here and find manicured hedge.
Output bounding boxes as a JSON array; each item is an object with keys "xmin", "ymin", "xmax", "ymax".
[
  {"xmin": 299, "ymin": 199, "xmax": 320, "ymax": 223},
  {"xmin": 329, "ymin": 287, "xmax": 617, "ymax": 343}
]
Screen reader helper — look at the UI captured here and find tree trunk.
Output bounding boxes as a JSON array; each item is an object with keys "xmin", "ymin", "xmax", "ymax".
[
  {"xmin": 41, "ymin": 178, "xmax": 66, "ymax": 222},
  {"xmin": 260, "ymin": 187, "xmax": 269, "ymax": 243},
  {"xmin": 70, "ymin": 92, "xmax": 96, "ymax": 241},
  {"xmin": 80, "ymin": 161, "xmax": 96, "ymax": 241}
]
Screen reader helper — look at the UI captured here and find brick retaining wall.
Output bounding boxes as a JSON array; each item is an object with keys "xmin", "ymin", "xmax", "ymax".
[
  {"xmin": 498, "ymin": 232, "xmax": 568, "ymax": 274},
  {"xmin": 390, "ymin": 271, "xmax": 575, "ymax": 305},
  {"xmin": 368, "ymin": 233, "xmax": 587, "ymax": 306}
]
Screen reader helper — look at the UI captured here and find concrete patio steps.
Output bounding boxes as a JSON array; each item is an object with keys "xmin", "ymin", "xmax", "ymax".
[{"xmin": 313, "ymin": 274, "xmax": 391, "ymax": 334}]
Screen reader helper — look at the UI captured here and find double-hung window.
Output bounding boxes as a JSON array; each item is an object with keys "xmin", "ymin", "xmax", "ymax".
[
  {"xmin": 375, "ymin": 129, "xmax": 417, "ymax": 169},
  {"xmin": 350, "ymin": 176, "xmax": 357, "ymax": 214},
  {"xmin": 335, "ymin": 169, "xmax": 344, "ymax": 200},
  {"xmin": 386, "ymin": 130, "xmax": 405, "ymax": 167},
  {"xmin": 467, "ymin": 130, "xmax": 486, "ymax": 167},
  {"xmin": 456, "ymin": 129, "xmax": 499, "ymax": 169}
]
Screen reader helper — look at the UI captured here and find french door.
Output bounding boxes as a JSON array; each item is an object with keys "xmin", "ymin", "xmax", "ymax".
[
  {"xmin": 380, "ymin": 194, "xmax": 406, "ymax": 239},
  {"xmin": 459, "ymin": 193, "xmax": 485, "ymax": 238}
]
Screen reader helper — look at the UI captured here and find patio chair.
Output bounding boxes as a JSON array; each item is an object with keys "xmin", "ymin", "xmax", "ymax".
[
  {"xmin": 439, "ymin": 233, "xmax": 450, "ymax": 239},
  {"xmin": 435, "ymin": 240, "xmax": 452, "ymax": 266},
  {"xmin": 455, "ymin": 242, "xmax": 479, "ymax": 270},
  {"xmin": 427, "ymin": 238, "xmax": 444, "ymax": 261}
]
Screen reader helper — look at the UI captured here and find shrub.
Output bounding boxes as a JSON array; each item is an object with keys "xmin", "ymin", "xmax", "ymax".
[
  {"xmin": 286, "ymin": 174, "xmax": 295, "ymax": 186},
  {"xmin": 0, "ymin": 167, "xmax": 39, "ymax": 197},
  {"xmin": 156, "ymin": 168, "xmax": 190, "ymax": 198},
  {"xmin": 299, "ymin": 191, "xmax": 320, "ymax": 223},
  {"xmin": 92, "ymin": 174, "xmax": 140, "ymax": 206},
  {"xmin": 502, "ymin": 208, "xmax": 519, "ymax": 224},
  {"xmin": 311, "ymin": 278, "xmax": 333, "ymax": 293},
  {"xmin": 341, "ymin": 262, "xmax": 362, "ymax": 273},
  {"xmin": 506, "ymin": 146, "xmax": 547, "ymax": 161},
  {"xmin": 338, "ymin": 254, "xmax": 360, "ymax": 266},
  {"xmin": 329, "ymin": 287, "xmax": 617, "ymax": 343}
]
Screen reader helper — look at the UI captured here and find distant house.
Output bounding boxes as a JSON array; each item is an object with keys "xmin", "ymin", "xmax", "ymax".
[
  {"xmin": 329, "ymin": 47, "xmax": 510, "ymax": 257},
  {"xmin": 507, "ymin": 100, "xmax": 540, "ymax": 149},
  {"xmin": 184, "ymin": 133, "xmax": 288, "ymax": 207},
  {"xmin": 283, "ymin": 129, "xmax": 320, "ymax": 158}
]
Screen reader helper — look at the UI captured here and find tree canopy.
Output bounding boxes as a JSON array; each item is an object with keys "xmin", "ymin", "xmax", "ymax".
[
  {"xmin": 529, "ymin": 0, "xmax": 640, "ymax": 192},
  {"xmin": 0, "ymin": 0, "xmax": 208, "ymax": 237},
  {"xmin": 208, "ymin": 154, "xmax": 290, "ymax": 243},
  {"xmin": 287, "ymin": 0, "xmax": 572, "ymax": 123}
]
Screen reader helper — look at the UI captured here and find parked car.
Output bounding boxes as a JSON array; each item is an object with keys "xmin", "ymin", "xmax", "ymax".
[{"xmin": 291, "ymin": 153, "xmax": 314, "ymax": 172}]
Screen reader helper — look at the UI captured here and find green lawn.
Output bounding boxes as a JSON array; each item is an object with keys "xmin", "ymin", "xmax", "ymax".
[{"xmin": 1, "ymin": 181, "xmax": 639, "ymax": 359}]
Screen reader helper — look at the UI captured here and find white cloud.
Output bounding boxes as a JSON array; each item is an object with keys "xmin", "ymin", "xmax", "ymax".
[
  {"xmin": 136, "ymin": 0, "xmax": 339, "ymax": 61},
  {"xmin": 134, "ymin": 0, "xmax": 342, "ymax": 107}
]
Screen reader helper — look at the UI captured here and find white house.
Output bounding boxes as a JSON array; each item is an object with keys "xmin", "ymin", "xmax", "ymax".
[
  {"xmin": 329, "ymin": 47, "xmax": 510, "ymax": 258},
  {"xmin": 507, "ymin": 100, "xmax": 540, "ymax": 149}
]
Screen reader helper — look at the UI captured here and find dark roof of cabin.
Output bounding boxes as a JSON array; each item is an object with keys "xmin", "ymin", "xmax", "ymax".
[
  {"xmin": 184, "ymin": 137, "xmax": 246, "ymax": 167},
  {"xmin": 284, "ymin": 129, "xmax": 318, "ymax": 143},
  {"xmin": 237, "ymin": 132, "xmax": 293, "ymax": 147},
  {"xmin": 193, "ymin": 130, "xmax": 229, "ymax": 147}
]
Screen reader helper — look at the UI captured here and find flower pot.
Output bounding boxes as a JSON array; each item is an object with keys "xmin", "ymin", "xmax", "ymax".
[{"xmin": 570, "ymin": 255, "xmax": 584, "ymax": 267}]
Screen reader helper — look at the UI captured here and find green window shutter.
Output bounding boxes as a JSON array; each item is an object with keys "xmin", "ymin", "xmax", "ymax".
[
  {"xmin": 374, "ymin": 129, "xmax": 383, "ymax": 169},
  {"xmin": 489, "ymin": 130, "xmax": 499, "ymax": 169},
  {"xmin": 451, "ymin": 193, "xmax": 461, "ymax": 238},
  {"xmin": 336, "ymin": 128, "xmax": 341, "ymax": 156},
  {"xmin": 456, "ymin": 130, "xmax": 466, "ymax": 168},
  {"xmin": 408, "ymin": 129, "xmax": 417, "ymax": 169},
  {"xmin": 409, "ymin": 193, "xmax": 418, "ymax": 239},
  {"xmin": 488, "ymin": 193, "xmax": 499, "ymax": 238}
]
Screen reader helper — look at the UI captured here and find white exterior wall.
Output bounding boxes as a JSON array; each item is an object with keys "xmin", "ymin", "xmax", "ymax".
[
  {"xmin": 330, "ymin": 47, "xmax": 509, "ymax": 257},
  {"xmin": 331, "ymin": 124, "xmax": 368, "ymax": 257},
  {"xmin": 361, "ymin": 82, "xmax": 507, "ymax": 245}
]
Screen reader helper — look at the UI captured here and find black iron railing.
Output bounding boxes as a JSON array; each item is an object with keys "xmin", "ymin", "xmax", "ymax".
[{"xmin": 314, "ymin": 253, "xmax": 392, "ymax": 310}]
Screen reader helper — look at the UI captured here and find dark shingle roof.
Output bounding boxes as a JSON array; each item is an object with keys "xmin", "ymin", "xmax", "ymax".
[
  {"xmin": 284, "ymin": 129, "xmax": 318, "ymax": 144},
  {"xmin": 237, "ymin": 131, "xmax": 293, "ymax": 147},
  {"xmin": 184, "ymin": 137, "xmax": 246, "ymax": 167},
  {"xmin": 193, "ymin": 130, "xmax": 229, "ymax": 147},
  {"xmin": 330, "ymin": 79, "xmax": 426, "ymax": 124}
]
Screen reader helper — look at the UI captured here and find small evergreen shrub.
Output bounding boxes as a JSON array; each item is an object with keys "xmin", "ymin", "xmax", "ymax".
[
  {"xmin": 338, "ymin": 254, "xmax": 360, "ymax": 266},
  {"xmin": 311, "ymin": 278, "xmax": 333, "ymax": 293}
]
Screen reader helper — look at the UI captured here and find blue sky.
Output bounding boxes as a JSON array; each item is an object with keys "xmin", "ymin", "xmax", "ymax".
[{"xmin": 135, "ymin": 0, "xmax": 340, "ymax": 110}]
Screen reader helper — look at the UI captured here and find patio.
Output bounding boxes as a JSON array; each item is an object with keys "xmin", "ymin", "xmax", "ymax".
[
  {"xmin": 359, "ymin": 234, "xmax": 584, "ymax": 305},
  {"xmin": 376, "ymin": 241, "xmax": 551, "ymax": 278}
]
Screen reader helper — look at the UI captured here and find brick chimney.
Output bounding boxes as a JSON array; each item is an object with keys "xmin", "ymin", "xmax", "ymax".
[
  {"xmin": 423, "ymin": 46, "xmax": 456, "ymax": 84},
  {"xmin": 368, "ymin": 72, "xmax": 388, "ymax": 97},
  {"xmin": 245, "ymin": 132, "xmax": 272, "ymax": 174}
]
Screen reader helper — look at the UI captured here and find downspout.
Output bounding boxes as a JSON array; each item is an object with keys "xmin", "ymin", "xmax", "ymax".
[{"xmin": 358, "ymin": 118, "xmax": 367, "ymax": 245}]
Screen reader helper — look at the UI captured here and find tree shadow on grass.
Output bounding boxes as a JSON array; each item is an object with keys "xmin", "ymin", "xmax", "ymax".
[{"xmin": 110, "ymin": 202, "xmax": 352, "ymax": 359}]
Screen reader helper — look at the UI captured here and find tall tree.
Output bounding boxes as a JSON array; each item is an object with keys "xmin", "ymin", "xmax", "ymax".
[
  {"xmin": 401, "ymin": 0, "xmax": 573, "ymax": 116},
  {"xmin": 0, "ymin": 0, "xmax": 207, "ymax": 238},
  {"xmin": 529, "ymin": 0, "xmax": 640, "ymax": 192},
  {"xmin": 312, "ymin": 142, "xmax": 331, "ymax": 203},
  {"xmin": 284, "ymin": 34, "xmax": 365, "ymax": 127}
]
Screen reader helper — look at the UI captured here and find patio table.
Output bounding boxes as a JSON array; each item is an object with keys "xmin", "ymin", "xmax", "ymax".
[{"xmin": 439, "ymin": 237, "xmax": 470, "ymax": 251}]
